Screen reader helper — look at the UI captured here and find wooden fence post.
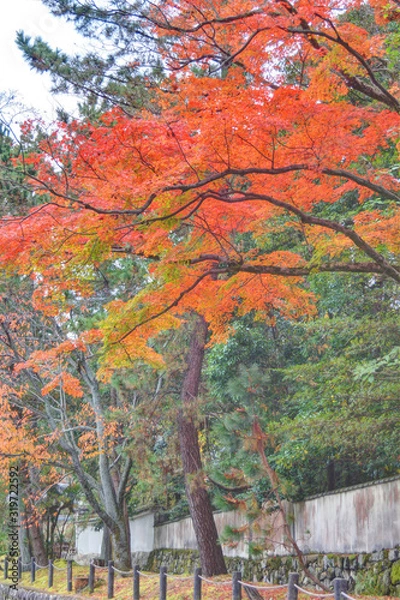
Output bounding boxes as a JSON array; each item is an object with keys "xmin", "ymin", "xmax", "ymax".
[
  {"xmin": 334, "ymin": 578, "xmax": 347, "ymax": 600},
  {"xmin": 160, "ymin": 566, "xmax": 167, "ymax": 600},
  {"xmin": 67, "ymin": 559, "xmax": 73, "ymax": 592},
  {"xmin": 232, "ymin": 570, "xmax": 242, "ymax": 600},
  {"xmin": 89, "ymin": 561, "xmax": 95, "ymax": 593},
  {"xmin": 48, "ymin": 560, "xmax": 54, "ymax": 588},
  {"xmin": 288, "ymin": 573, "xmax": 299, "ymax": 600},
  {"xmin": 108, "ymin": 560, "xmax": 114, "ymax": 599},
  {"xmin": 133, "ymin": 564, "xmax": 140, "ymax": 600},
  {"xmin": 31, "ymin": 557, "xmax": 36, "ymax": 583},
  {"xmin": 194, "ymin": 567, "xmax": 202, "ymax": 600}
]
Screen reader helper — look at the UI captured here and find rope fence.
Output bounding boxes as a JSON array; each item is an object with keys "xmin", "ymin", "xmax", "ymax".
[
  {"xmin": 3, "ymin": 557, "xmax": 354, "ymax": 600},
  {"xmin": 112, "ymin": 565, "xmax": 134, "ymax": 576},
  {"xmin": 52, "ymin": 563, "xmax": 68, "ymax": 571},
  {"xmin": 294, "ymin": 583, "xmax": 335, "ymax": 597},
  {"xmin": 239, "ymin": 580, "xmax": 287, "ymax": 590},
  {"xmin": 341, "ymin": 592, "xmax": 356, "ymax": 600},
  {"xmin": 198, "ymin": 575, "xmax": 232, "ymax": 585},
  {"xmin": 137, "ymin": 569, "xmax": 158, "ymax": 578}
]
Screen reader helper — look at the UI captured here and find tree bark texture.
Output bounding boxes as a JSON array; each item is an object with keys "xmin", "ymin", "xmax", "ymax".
[
  {"xmin": 20, "ymin": 465, "xmax": 48, "ymax": 566},
  {"xmin": 111, "ymin": 521, "xmax": 132, "ymax": 572},
  {"xmin": 101, "ymin": 526, "xmax": 112, "ymax": 564},
  {"xmin": 178, "ymin": 315, "xmax": 227, "ymax": 577}
]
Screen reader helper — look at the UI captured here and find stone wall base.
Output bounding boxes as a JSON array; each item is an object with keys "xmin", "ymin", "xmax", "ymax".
[
  {"xmin": 0, "ymin": 585, "xmax": 81, "ymax": 600},
  {"xmin": 143, "ymin": 547, "xmax": 400, "ymax": 596}
]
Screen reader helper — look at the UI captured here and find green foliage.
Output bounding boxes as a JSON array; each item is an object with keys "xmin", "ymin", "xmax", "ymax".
[
  {"xmin": 354, "ymin": 569, "xmax": 388, "ymax": 595},
  {"xmin": 16, "ymin": 1, "xmax": 158, "ymax": 117},
  {"xmin": 391, "ymin": 561, "xmax": 400, "ymax": 585},
  {"xmin": 354, "ymin": 346, "xmax": 400, "ymax": 383},
  {"xmin": 204, "ymin": 269, "xmax": 400, "ymax": 503},
  {"xmin": 0, "ymin": 123, "xmax": 32, "ymax": 215}
]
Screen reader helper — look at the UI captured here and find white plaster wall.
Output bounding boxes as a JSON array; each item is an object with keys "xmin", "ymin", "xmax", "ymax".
[
  {"xmin": 293, "ymin": 477, "xmax": 400, "ymax": 553},
  {"xmin": 214, "ymin": 510, "xmax": 249, "ymax": 558},
  {"xmin": 130, "ymin": 511, "xmax": 155, "ymax": 552},
  {"xmin": 153, "ymin": 511, "xmax": 251, "ymax": 557},
  {"xmin": 154, "ymin": 514, "xmax": 197, "ymax": 551},
  {"xmin": 153, "ymin": 508, "xmax": 288, "ymax": 558},
  {"xmin": 76, "ymin": 525, "xmax": 103, "ymax": 555},
  {"xmin": 75, "ymin": 477, "xmax": 400, "ymax": 557}
]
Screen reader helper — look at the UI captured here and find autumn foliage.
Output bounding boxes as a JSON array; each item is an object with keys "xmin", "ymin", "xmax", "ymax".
[
  {"xmin": 0, "ymin": 1, "xmax": 399, "ymax": 422},
  {"xmin": 0, "ymin": 0, "xmax": 398, "ymax": 374},
  {"xmin": 0, "ymin": 0, "xmax": 398, "ymax": 377}
]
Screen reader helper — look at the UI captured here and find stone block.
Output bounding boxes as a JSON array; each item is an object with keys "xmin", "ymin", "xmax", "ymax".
[
  {"xmin": 358, "ymin": 553, "xmax": 368, "ymax": 567},
  {"xmin": 342, "ymin": 557, "xmax": 350, "ymax": 570},
  {"xmin": 389, "ymin": 550, "xmax": 400, "ymax": 562},
  {"xmin": 327, "ymin": 567, "xmax": 335, "ymax": 578},
  {"xmin": 323, "ymin": 556, "xmax": 334, "ymax": 570},
  {"xmin": 371, "ymin": 550, "xmax": 384, "ymax": 562}
]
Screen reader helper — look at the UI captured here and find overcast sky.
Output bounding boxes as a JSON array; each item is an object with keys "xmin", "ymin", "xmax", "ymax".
[{"xmin": 1, "ymin": 0, "xmax": 87, "ymax": 124}]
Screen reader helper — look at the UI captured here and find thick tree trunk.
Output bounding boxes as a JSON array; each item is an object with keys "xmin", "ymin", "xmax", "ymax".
[
  {"xmin": 26, "ymin": 517, "xmax": 48, "ymax": 566},
  {"xmin": 178, "ymin": 315, "xmax": 227, "ymax": 577},
  {"xmin": 20, "ymin": 465, "xmax": 48, "ymax": 566},
  {"xmin": 19, "ymin": 490, "xmax": 31, "ymax": 567},
  {"xmin": 111, "ymin": 521, "xmax": 132, "ymax": 572},
  {"xmin": 101, "ymin": 526, "xmax": 112, "ymax": 563}
]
